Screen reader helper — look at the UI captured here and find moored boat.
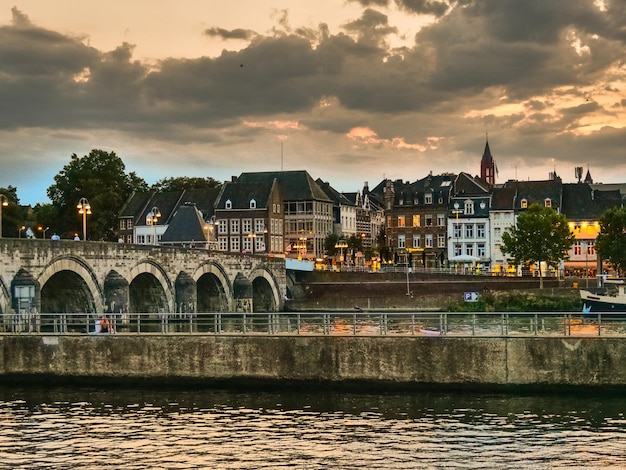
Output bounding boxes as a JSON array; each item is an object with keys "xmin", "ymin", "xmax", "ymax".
[{"xmin": 580, "ymin": 279, "xmax": 626, "ymax": 312}]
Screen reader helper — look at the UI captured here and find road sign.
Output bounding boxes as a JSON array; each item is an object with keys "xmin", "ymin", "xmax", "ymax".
[{"xmin": 464, "ymin": 291, "xmax": 479, "ymax": 302}]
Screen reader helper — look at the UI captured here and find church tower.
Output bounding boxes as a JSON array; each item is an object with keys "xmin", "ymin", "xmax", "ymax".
[{"xmin": 480, "ymin": 138, "xmax": 496, "ymax": 186}]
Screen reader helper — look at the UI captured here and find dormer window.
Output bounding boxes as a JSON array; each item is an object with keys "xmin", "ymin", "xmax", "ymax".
[
  {"xmin": 225, "ymin": 199, "xmax": 232, "ymax": 209},
  {"xmin": 521, "ymin": 199, "xmax": 528, "ymax": 209},
  {"xmin": 464, "ymin": 199, "xmax": 474, "ymax": 215},
  {"xmin": 250, "ymin": 199, "xmax": 256, "ymax": 209},
  {"xmin": 425, "ymin": 192, "xmax": 433, "ymax": 204},
  {"xmin": 545, "ymin": 198, "xmax": 551, "ymax": 207}
]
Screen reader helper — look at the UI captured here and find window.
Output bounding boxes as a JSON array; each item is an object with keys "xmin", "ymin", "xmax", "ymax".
[
  {"xmin": 465, "ymin": 224, "xmax": 474, "ymax": 238},
  {"xmin": 219, "ymin": 237, "xmax": 228, "ymax": 251},
  {"xmin": 255, "ymin": 219, "xmax": 265, "ymax": 233},
  {"xmin": 137, "ymin": 235, "xmax": 145, "ymax": 244},
  {"xmin": 453, "ymin": 224, "xmax": 461, "ymax": 239},
  {"xmin": 574, "ymin": 241, "xmax": 582, "ymax": 255},
  {"xmin": 477, "ymin": 243, "xmax": 486, "ymax": 257},
  {"xmin": 465, "ymin": 245, "xmax": 474, "ymax": 256},
  {"xmin": 587, "ymin": 241, "xmax": 595, "ymax": 255},
  {"xmin": 398, "ymin": 234, "xmax": 406, "ymax": 249},
  {"xmin": 242, "ymin": 236, "xmax": 252, "ymax": 252},
  {"xmin": 412, "ymin": 215, "xmax": 421, "ymax": 227},
  {"xmin": 494, "ymin": 227, "xmax": 501, "ymax": 237},
  {"xmin": 386, "ymin": 216, "xmax": 392, "ymax": 228},
  {"xmin": 425, "ymin": 215, "xmax": 433, "ymax": 226},
  {"xmin": 127, "ymin": 219, "xmax": 133, "ymax": 229},
  {"xmin": 521, "ymin": 199, "xmax": 528, "ymax": 208},
  {"xmin": 477, "ymin": 224, "xmax": 485, "ymax": 238},
  {"xmin": 218, "ymin": 220, "xmax": 228, "ymax": 234},
  {"xmin": 425, "ymin": 234, "xmax": 433, "ymax": 248},
  {"xmin": 119, "ymin": 219, "xmax": 126, "ymax": 230},
  {"xmin": 230, "ymin": 236, "xmax": 240, "ymax": 252},
  {"xmin": 225, "ymin": 199, "xmax": 232, "ymax": 209},
  {"xmin": 412, "ymin": 234, "xmax": 421, "ymax": 248},
  {"xmin": 437, "ymin": 214, "xmax": 445, "ymax": 226},
  {"xmin": 398, "ymin": 215, "xmax": 406, "ymax": 227},
  {"xmin": 545, "ymin": 198, "xmax": 551, "ymax": 207},
  {"xmin": 454, "ymin": 244, "xmax": 462, "ymax": 256},
  {"xmin": 464, "ymin": 200, "xmax": 474, "ymax": 215},
  {"xmin": 437, "ymin": 233, "xmax": 446, "ymax": 248},
  {"xmin": 242, "ymin": 218, "xmax": 252, "ymax": 234},
  {"xmin": 425, "ymin": 193, "xmax": 433, "ymax": 204},
  {"xmin": 230, "ymin": 219, "xmax": 240, "ymax": 234},
  {"xmin": 250, "ymin": 199, "xmax": 256, "ymax": 209}
]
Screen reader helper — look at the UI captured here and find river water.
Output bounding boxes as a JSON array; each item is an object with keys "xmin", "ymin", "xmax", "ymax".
[{"xmin": 0, "ymin": 386, "xmax": 624, "ymax": 469}]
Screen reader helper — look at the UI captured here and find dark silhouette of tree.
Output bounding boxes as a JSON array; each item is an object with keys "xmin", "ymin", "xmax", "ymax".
[
  {"xmin": 47, "ymin": 150, "xmax": 148, "ymax": 240},
  {"xmin": 151, "ymin": 176, "xmax": 222, "ymax": 192}
]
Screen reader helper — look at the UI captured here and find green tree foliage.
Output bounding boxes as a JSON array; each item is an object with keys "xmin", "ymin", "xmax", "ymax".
[
  {"xmin": 324, "ymin": 233, "xmax": 340, "ymax": 256},
  {"xmin": 595, "ymin": 207, "xmax": 626, "ymax": 275},
  {"xmin": 47, "ymin": 150, "xmax": 148, "ymax": 240},
  {"xmin": 151, "ymin": 176, "xmax": 222, "ymax": 192},
  {"xmin": 501, "ymin": 204, "xmax": 575, "ymax": 288},
  {"xmin": 0, "ymin": 186, "xmax": 24, "ymax": 237}
]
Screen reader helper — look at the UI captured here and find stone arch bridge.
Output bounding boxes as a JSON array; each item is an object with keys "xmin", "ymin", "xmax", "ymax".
[{"xmin": 0, "ymin": 240, "xmax": 286, "ymax": 314}]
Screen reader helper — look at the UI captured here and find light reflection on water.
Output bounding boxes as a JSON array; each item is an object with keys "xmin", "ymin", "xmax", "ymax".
[{"xmin": 0, "ymin": 387, "xmax": 625, "ymax": 469}]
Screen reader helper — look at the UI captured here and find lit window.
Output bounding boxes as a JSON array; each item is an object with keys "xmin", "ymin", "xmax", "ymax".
[
  {"xmin": 521, "ymin": 199, "xmax": 528, "ymax": 208},
  {"xmin": 398, "ymin": 216, "xmax": 405, "ymax": 227},
  {"xmin": 545, "ymin": 198, "xmax": 551, "ymax": 207},
  {"xmin": 413, "ymin": 215, "xmax": 421, "ymax": 227}
]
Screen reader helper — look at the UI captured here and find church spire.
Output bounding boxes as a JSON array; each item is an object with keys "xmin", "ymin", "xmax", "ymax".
[{"xmin": 480, "ymin": 135, "xmax": 496, "ymax": 186}]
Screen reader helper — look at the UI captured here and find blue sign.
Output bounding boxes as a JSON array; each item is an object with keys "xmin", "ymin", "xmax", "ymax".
[{"xmin": 464, "ymin": 292, "xmax": 479, "ymax": 302}]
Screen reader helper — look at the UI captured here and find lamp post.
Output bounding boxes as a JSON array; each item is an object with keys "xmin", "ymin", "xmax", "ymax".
[
  {"xmin": 18, "ymin": 225, "xmax": 25, "ymax": 238},
  {"xmin": 76, "ymin": 197, "xmax": 91, "ymax": 241},
  {"xmin": 38, "ymin": 226, "xmax": 49, "ymax": 239},
  {"xmin": 146, "ymin": 206, "xmax": 161, "ymax": 245},
  {"xmin": 0, "ymin": 195, "xmax": 8, "ymax": 239},
  {"xmin": 335, "ymin": 240, "xmax": 348, "ymax": 267},
  {"xmin": 247, "ymin": 233, "xmax": 257, "ymax": 254}
]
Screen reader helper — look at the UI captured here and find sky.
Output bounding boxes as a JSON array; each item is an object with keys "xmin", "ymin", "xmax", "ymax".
[{"xmin": 1, "ymin": 0, "xmax": 626, "ymax": 205}]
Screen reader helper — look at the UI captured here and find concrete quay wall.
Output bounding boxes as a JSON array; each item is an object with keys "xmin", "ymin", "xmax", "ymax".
[{"xmin": 1, "ymin": 335, "xmax": 624, "ymax": 389}]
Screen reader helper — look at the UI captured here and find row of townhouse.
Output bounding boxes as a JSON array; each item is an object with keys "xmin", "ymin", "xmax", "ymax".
[
  {"xmin": 116, "ymin": 170, "xmax": 384, "ymax": 260},
  {"xmin": 116, "ymin": 142, "xmax": 625, "ymax": 272}
]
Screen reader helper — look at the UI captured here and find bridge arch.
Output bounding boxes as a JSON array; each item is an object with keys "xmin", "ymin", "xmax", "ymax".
[
  {"xmin": 37, "ymin": 256, "xmax": 103, "ymax": 313},
  {"xmin": 249, "ymin": 267, "xmax": 282, "ymax": 312},
  {"xmin": 0, "ymin": 277, "xmax": 10, "ymax": 314},
  {"xmin": 128, "ymin": 260, "xmax": 174, "ymax": 313},
  {"xmin": 194, "ymin": 261, "xmax": 232, "ymax": 312}
]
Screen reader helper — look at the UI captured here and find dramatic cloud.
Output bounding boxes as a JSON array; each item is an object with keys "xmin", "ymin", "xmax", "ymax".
[{"xmin": 1, "ymin": 1, "xmax": 625, "ymax": 205}]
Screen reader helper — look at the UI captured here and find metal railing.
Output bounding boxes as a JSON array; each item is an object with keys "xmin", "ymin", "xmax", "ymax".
[{"xmin": 1, "ymin": 311, "xmax": 625, "ymax": 337}]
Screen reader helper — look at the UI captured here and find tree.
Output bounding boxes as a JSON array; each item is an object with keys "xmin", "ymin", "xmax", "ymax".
[
  {"xmin": 47, "ymin": 150, "xmax": 148, "ymax": 240},
  {"xmin": 324, "ymin": 233, "xmax": 340, "ymax": 256},
  {"xmin": 0, "ymin": 186, "xmax": 25, "ymax": 238},
  {"xmin": 501, "ymin": 204, "xmax": 575, "ymax": 288},
  {"xmin": 595, "ymin": 207, "xmax": 626, "ymax": 275},
  {"xmin": 151, "ymin": 176, "xmax": 222, "ymax": 192}
]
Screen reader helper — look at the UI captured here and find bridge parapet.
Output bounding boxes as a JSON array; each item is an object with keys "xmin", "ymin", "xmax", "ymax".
[{"xmin": 0, "ymin": 239, "xmax": 286, "ymax": 314}]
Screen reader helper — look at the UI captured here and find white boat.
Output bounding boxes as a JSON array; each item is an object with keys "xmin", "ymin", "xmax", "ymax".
[{"xmin": 580, "ymin": 279, "xmax": 626, "ymax": 312}]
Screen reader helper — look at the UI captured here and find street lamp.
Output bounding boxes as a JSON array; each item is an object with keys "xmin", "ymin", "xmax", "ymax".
[
  {"xmin": 38, "ymin": 226, "xmax": 49, "ymax": 239},
  {"xmin": 335, "ymin": 240, "xmax": 348, "ymax": 266},
  {"xmin": 76, "ymin": 197, "xmax": 91, "ymax": 241},
  {"xmin": 0, "ymin": 195, "xmax": 8, "ymax": 239},
  {"xmin": 18, "ymin": 225, "xmax": 25, "ymax": 238},
  {"xmin": 146, "ymin": 206, "xmax": 161, "ymax": 245}
]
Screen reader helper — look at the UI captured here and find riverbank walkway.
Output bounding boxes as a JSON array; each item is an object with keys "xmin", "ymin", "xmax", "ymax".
[{"xmin": 1, "ymin": 311, "xmax": 622, "ymax": 337}]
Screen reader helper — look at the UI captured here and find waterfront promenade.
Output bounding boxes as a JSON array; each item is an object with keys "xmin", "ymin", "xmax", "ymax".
[{"xmin": 2, "ymin": 311, "xmax": 626, "ymax": 390}]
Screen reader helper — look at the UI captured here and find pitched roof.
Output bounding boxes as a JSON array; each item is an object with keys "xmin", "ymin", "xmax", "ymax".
[
  {"xmin": 316, "ymin": 179, "xmax": 354, "ymax": 206},
  {"xmin": 562, "ymin": 183, "xmax": 622, "ymax": 220},
  {"xmin": 237, "ymin": 170, "xmax": 330, "ymax": 202},
  {"xmin": 490, "ymin": 187, "xmax": 516, "ymax": 210},
  {"xmin": 216, "ymin": 180, "xmax": 275, "ymax": 209},
  {"xmin": 160, "ymin": 204, "xmax": 207, "ymax": 243},
  {"xmin": 503, "ymin": 179, "xmax": 562, "ymax": 209}
]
